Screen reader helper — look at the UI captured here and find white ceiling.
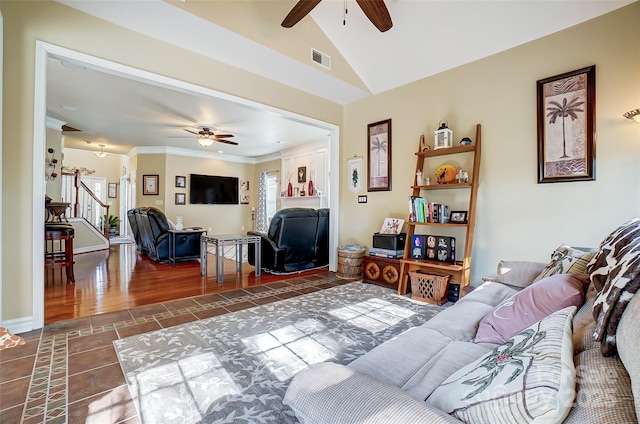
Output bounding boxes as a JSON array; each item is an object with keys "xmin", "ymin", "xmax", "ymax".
[{"xmin": 49, "ymin": 0, "xmax": 633, "ymax": 158}]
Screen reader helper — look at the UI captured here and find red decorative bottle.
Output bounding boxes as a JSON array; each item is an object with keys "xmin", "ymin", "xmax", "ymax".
[
  {"xmin": 308, "ymin": 180, "xmax": 314, "ymax": 196},
  {"xmin": 287, "ymin": 182, "xmax": 293, "ymax": 197}
]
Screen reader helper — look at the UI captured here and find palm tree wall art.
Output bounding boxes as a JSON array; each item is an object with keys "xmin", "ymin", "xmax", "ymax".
[
  {"xmin": 537, "ymin": 66, "xmax": 596, "ymax": 183},
  {"xmin": 367, "ymin": 119, "xmax": 392, "ymax": 191}
]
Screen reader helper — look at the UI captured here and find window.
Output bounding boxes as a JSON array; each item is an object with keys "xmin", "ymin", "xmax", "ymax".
[{"xmin": 266, "ymin": 175, "xmax": 278, "ymax": 225}]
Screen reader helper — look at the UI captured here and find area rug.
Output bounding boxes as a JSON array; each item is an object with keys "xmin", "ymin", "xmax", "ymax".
[{"xmin": 114, "ymin": 281, "xmax": 443, "ymax": 423}]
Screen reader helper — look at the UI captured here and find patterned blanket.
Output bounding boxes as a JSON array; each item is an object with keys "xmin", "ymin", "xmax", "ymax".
[{"xmin": 588, "ymin": 218, "xmax": 640, "ymax": 356}]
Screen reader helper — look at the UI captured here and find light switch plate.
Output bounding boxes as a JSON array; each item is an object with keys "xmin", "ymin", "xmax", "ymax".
[
  {"xmin": 155, "ymin": 200, "xmax": 164, "ymax": 205},
  {"xmin": 358, "ymin": 195, "xmax": 367, "ymax": 203}
]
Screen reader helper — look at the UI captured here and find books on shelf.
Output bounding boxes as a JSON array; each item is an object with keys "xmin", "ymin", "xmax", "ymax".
[
  {"xmin": 368, "ymin": 247, "xmax": 405, "ymax": 259},
  {"xmin": 408, "ymin": 196, "xmax": 449, "ymax": 224}
]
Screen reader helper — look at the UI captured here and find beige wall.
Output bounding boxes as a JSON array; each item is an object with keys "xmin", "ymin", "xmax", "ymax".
[
  {"xmin": 0, "ymin": 0, "xmax": 342, "ymax": 324},
  {"xmin": 163, "ymin": 154, "xmax": 254, "ymax": 233},
  {"xmin": 340, "ymin": 3, "xmax": 640, "ymax": 284}
]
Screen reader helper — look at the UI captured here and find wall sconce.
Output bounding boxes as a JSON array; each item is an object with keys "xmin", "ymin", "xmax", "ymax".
[
  {"xmin": 95, "ymin": 144, "xmax": 109, "ymax": 158},
  {"xmin": 623, "ymin": 109, "xmax": 640, "ymax": 123},
  {"xmin": 46, "ymin": 147, "xmax": 58, "ymax": 181}
]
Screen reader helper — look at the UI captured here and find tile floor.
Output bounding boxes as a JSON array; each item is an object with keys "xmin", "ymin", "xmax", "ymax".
[{"xmin": 0, "ymin": 273, "xmax": 347, "ymax": 424}]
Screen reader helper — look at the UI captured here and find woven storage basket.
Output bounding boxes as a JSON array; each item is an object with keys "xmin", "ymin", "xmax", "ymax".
[
  {"xmin": 336, "ymin": 246, "xmax": 366, "ymax": 280},
  {"xmin": 409, "ymin": 271, "xmax": 451, "ymax": 305}
]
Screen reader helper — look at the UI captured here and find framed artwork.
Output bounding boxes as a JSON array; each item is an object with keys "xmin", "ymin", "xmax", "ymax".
[
  {"xmin": 367, "ymin": 119, "xmax": 392, "ymax": 191},
  {"xmin": 297, "ymin": 166, "xmax": 306, "ymax": 183},
  {"xmin": 450, "ymin": 211, "xmax": 468, "ymax": 224},
  {"xmin": 175, "ymin": 176, "xmax": 186, "ymax": 188},
  {"xmin": 240, "ymin": 180, "xmax": 249, "ymax": 190},
  {"xmin": 107, "ymin": 182, "xmax": 117, "ymax": 198},
  {"xmin": 240, "ymin": 194, "xmax": 249, "ymax": 204},
  {"xmin": 175, "ymin": 193, "xmax": 186, "ymax": 205},
  {"xmin": 537, "ymin": 65, "xmax": 596, "ymax": 183},
  {"xmin": 143, "ymin": 174, "xmax": 159, "ymax": 195},
  {"xmin": 347, "ymin": 156, "xmax": 363, "ymax": 193}
]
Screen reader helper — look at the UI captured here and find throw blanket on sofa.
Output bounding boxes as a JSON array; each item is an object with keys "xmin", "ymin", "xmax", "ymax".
[{"xmin": 588, "ymin": 218, "xmax": 640, "ymax": 356}]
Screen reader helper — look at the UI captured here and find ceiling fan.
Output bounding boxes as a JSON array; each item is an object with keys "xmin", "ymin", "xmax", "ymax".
[
  {"xmin": 181, "ymin": 127, "xmax": 238, "ymax": 147},
  {"xmin": 281, "ymin": 0, "xmax": 392, "ymax": 32}
]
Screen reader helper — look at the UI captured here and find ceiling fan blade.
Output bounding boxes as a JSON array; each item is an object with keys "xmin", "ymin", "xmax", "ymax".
[
  {"xmin": 62, "ymin": 124, "xmax": 81, "ymax": 132},
  {"xmin": 216, "ymin": 139, "xmax": 239, "ymax": 146},
  {"xmin": 212, "ymin": 134, "xmax": 234, "ymax": 138},
  {"xmin": 356, "ymin": 0, "xmax": 392, "ymax": 32},
  {"xmin": 281, "ymin": 0, "xmax": 322, "ymax": 28},
  {"xmin": 183, "ymin": 129, "xmax": 199, "ymax": 135}
]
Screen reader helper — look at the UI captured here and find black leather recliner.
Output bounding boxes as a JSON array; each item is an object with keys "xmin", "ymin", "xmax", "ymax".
[
  {"xmin": 247, "ymin": 208, "xmax": 329, "ymax": 272},
  {"xmin": 127, "ymin": 207, "xmax": 203, "ymax": 263}
]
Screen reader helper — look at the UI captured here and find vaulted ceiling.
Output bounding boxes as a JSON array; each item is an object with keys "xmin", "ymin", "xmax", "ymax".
[{"xmin": 49, "ymin": 0, "xmax": 633, "ymax": 158}]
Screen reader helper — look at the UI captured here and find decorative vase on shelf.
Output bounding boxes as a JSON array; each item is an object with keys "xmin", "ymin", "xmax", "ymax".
[
  {"xmin": 287, "ymin": 182, "xmax": 293, "ymax": 197},
  {"xmin": 308, "ymin": 180, "xmax": 314, "ymax": 196}
]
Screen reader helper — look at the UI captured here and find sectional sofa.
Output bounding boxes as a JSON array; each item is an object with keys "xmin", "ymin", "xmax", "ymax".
[{"xmin": 284, "ymin": 219, "xmax": 640, "ymax": 423}]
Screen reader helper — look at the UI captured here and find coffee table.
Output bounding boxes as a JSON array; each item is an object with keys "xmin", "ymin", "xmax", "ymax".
[{"xmin": 200, "ymin": 234, "xmax": 261, "ymax": 282}]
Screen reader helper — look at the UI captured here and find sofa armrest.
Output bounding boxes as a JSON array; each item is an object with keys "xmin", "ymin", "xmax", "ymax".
[
  {"xmin": 491, "ymin": 260, "xmax": 547, "ymax": 289},
  {"xmin": 246, "ymin": 231, "xmax": 285, "ymax": 270},
  {"xmin": 283, "ymin": 362, "xmax": 463, "ymax": 424}
]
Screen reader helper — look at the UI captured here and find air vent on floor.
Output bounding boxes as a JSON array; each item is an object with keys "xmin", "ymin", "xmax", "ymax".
[{"xmin": 311, "ymin": 48, "xmax": 331, "ymax": 70}]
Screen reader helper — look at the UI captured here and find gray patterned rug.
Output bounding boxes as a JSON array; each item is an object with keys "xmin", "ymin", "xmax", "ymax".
[{"xmin": 113, "ymin": 281, "xmax": 443, "ymax": 423}]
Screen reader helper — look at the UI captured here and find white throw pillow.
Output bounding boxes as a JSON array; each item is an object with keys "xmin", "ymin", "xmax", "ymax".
[{"xmin": 428, "ymin": 306, "xmax": 577, "ymax": 424}]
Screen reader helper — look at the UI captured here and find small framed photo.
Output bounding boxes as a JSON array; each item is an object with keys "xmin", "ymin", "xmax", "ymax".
[
  {"xmin": 175, "ymin": 176, "xmax": 186, "ymax": 188},
  {"xmin": 175, "ymin": 193, "xmax": 186, "ymax": 205},
  {"xmin": 107, "ymin": 182, "xmax": 117, "ymax": 198},
  {"xmin": 450, "ymin": 211, "xmax": 468, "ymax": 224},
  {"xmin": 241, "ymin": 194, "xmax": 249, "ymax": 204},
  {"xmin": 143, "ymin": 174, "xmax": 159, "ymax": 195},
  {"xmin": 240, "ymin": 180, "xmax": 249, "ymax": 190}
]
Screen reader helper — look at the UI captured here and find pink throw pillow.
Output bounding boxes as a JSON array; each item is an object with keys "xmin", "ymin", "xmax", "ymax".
[{"xmin": 475, "ymin": 273, "xmax": 588, "ymax": 344}]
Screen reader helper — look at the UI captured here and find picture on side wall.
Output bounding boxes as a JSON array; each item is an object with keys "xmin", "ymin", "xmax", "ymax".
[
  {"xmin": 537, "ymin": 65, "xmax": 596, "ymax": 183},
  {"xmin": 347, "ymin": 156, "xmax": 363, "ymax": 193},
  {"xmin": 143, "ymin": 174, "xmax": 159, "ymax": 195},
  {"xmin": 241, "ymin": 195, "xmax": 249, "ymax": 205},
  {"xmin": 175, "ymin": 176, "xmax": 186, "ymax": 188},
  {"xmin": 297, "ymin": 167, "xmax": 306, "ymax": 183},
  {"xmin": 108, "ymin": 183, "xmax": 117, "ymax": 198},
  {"xmin": 367, "ymin": 119, "xmax": 392, "ymax": 191},
  {"xmin": 240, "ymin": 180, "xmax": 250, "ymax": 190},
  {"xmin": 175, "ymin": 193, "xmax": 186, "ymax": 205}
]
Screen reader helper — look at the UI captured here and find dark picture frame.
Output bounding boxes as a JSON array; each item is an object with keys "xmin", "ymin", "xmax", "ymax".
[
  {"xmin": 367, "ymin": 119, "xmax": 392, "ymax": 191},
  {"xmin": 297, "ymin": 167, "xmax": 306, "ymax": 183},
  {"xmin": 143, "ymin": 174, "xmax": 159, "ymax": 195},
  {"xmin": 537, "ymin": 66, "xmax": 596, "ymax": 183},
  {"xmin": 450, "ymin": 210, "xmax": 468, "ymax": 224},
  {"xmin": 175, "ymin": 193, "xmax": 186, "ymax": 205},
  {"xmin": 107, "ymin": 182, "xmax": 117, "ymax": 198},
  {"xmin": 175, "ymin": 175, "xmax": 186, "ymax": 188}
]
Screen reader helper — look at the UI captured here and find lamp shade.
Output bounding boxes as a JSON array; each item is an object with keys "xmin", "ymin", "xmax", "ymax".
[{"xmin": 94, "ymin": 144, "xmax": 108, "ymax": 158}]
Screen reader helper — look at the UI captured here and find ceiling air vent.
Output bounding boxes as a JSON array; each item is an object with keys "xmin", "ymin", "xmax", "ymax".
[{"xmin": 311, "ymin": 48, "xmax": 331, "ymax": 70}]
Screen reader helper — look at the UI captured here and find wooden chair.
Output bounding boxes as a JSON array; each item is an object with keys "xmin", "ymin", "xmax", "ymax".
[{"xmin": 45, "ymin": 223, "xmax": 75, "ymax": 284}]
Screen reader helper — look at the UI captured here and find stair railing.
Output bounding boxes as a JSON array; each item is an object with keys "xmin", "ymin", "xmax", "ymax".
[{"xmin": 66, "ymin": 170, "xmax": 110, "ymax": 238}]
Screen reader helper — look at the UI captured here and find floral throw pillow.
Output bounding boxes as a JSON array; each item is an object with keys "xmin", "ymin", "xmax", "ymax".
[
  {"xmin": 428, "ymin": 307, "xmax": 577, "ymax": 424},
  {"xmin": 0, "ymin": 327, "xmax": 26, "ymax": 350},
  {"xmin": 533, "ymin": 245, "xmax": 596, "ymax": 282}
]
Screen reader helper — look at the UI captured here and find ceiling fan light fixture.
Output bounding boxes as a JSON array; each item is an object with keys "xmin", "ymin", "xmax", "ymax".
[
  {"xmin": 198, "ymin": 137, "xmax": 214, "ymax": 147},
  {"xmin": 95, "ymin": 144, "xmax": 108, "ymax": 158},
  {"xmin": 623, "ymin": 108, "xmax": 640, "ymax": 123}
]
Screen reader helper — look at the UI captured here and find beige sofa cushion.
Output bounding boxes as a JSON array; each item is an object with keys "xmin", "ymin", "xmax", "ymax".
[
  {"xmin": 494, "ymin": 260, "xmax": 547, "ymax": 288},
  {"xmin": 564, "ymin": 348, "xmax": 637, "ymax": 423},
  {"xmin": 403, "ymin": 341, "xmax": 490, "ymax": 401},
  {"xmin": 284, "ymin": 362, "xmax": 464, "ymax": 424},
  {"xmin": 615, "ymin": 293, "xmax": 640, "ymax": 420},
  {"xmin": 456, "ymin": 281, "xmax": 517, "ymax": 307},
  {"xmin": 348, "ymin": 327, "xmax": 453, "ymax": 388}
]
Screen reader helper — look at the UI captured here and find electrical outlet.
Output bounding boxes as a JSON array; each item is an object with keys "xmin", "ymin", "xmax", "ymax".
[{"xmin": 358, "ymin": 195, "xmax": 368, "ymax": 203}]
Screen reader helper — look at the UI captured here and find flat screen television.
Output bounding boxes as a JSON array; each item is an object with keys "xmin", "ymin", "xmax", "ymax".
[{"xmin": 189, "ymin": 174, "xmax": 239, "ymax": 205}]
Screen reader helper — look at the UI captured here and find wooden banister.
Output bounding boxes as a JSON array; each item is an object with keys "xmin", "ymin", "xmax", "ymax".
[{"xmin": 73, "ymin": 170, "xmax": 110, "ymax": 238}]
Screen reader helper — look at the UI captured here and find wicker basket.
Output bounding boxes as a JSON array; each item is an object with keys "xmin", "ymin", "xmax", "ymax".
[
  {"xmin": 336, "ymin": 246, "xmax": 366, "ymax": 280},
  {"xmin": 409, "ymin": 271, "xmax": 451, "ymax": 305}
]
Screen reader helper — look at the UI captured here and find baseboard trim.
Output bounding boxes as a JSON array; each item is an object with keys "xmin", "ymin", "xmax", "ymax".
[{"xmin": 1, "ymin": 315, "xmax": 36, "ymax": 335}]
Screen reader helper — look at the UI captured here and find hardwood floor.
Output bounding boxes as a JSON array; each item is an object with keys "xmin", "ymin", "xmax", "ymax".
[{"xmin": 44, "ymin": 241, "xmax": 327, "ymax": 323}]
